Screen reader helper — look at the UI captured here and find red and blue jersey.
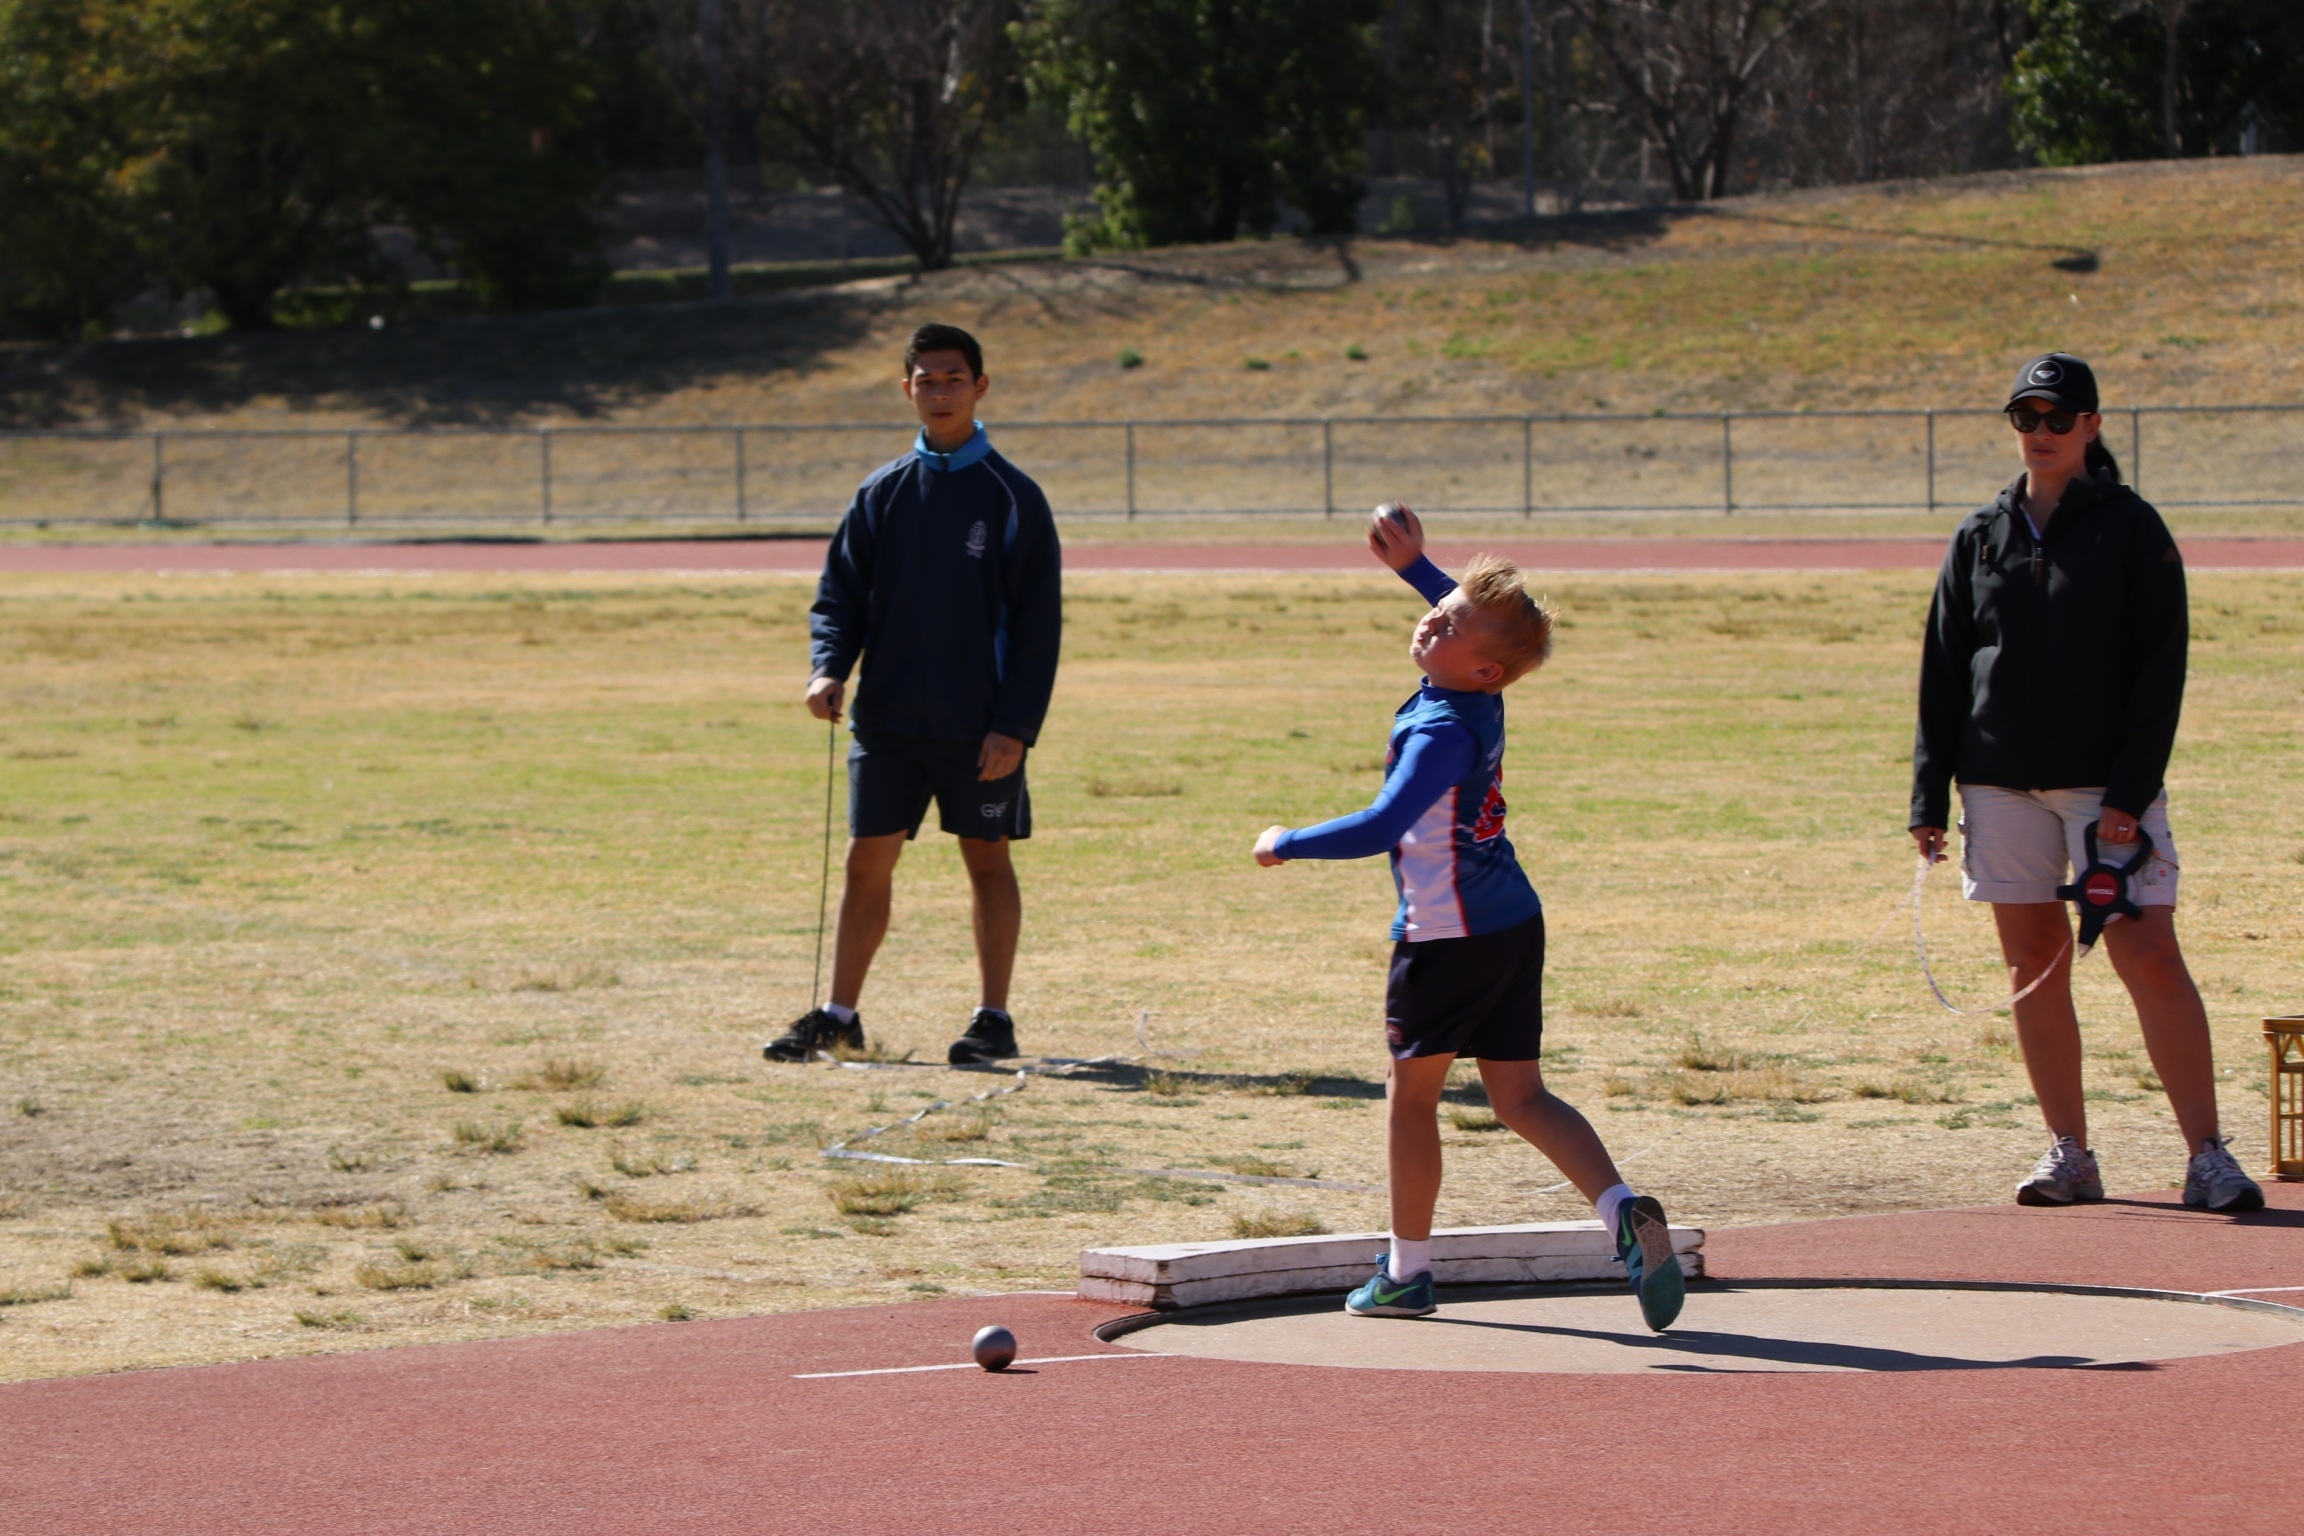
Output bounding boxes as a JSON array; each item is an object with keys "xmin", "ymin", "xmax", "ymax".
[{"xmin": 1272, "ymin": 557, "xmax": 1542, "ymax": 942}]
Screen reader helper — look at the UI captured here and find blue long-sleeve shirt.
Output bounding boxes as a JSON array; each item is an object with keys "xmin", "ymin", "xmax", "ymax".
[
  {"xmin": 809, "ymin": 425, "xmax": 1062, "ymax": 745},
  {"xmin": 1275, "ymin": 555, "xmax": 1542, "ymax": 942}
]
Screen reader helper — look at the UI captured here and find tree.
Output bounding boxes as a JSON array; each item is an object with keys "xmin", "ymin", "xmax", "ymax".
[
  {"xmin": 376, "ymin": 1, "xmax": 612, "ymax": 312},
  {"xmin": 1383, "ymin": 0, "xmax": 1521, "ymax": 231},
  {"xmin": 1020, "ymin": 0, "xmax": 1382, "ymax": 250},
  {"xmin": 0, "ymin": 0, "xmax": 607, "ymax": 337},
  {"xmin": 2009, "ymin": 0, "xmax": 2301, "ymax": 166},
  {"xmin": 1564, "ymin": 0, "xmax": 1829, "ymax": 199},
  {"xmin": 2140, "ymin": 0, "xmax": 2186, "ymax": 156},
  {"xmin": 0, "ymin": 0, "xmax": 152, "ymax": 338},
  {"xmin": 648, "ymin": 0, "xmax": 1023, "ymax": 273},
  {"xmin": 1744, "ymin": 0, "xmax": 2027, "ymax": 187},
  {"xmin": 2008, "ymin": 0, "xmax": 2160, "ymax": 164}
]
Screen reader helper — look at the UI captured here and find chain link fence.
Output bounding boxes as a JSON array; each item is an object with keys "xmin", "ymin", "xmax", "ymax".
[{"xmin": 3, "ymin": 406, "xmax": 2299, "ymax": 532}]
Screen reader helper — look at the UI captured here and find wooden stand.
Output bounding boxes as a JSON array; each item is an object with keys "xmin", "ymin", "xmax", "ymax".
[{"xmin": 2268, "ymin": 1017, "xmax": 2304, "ymax": 1182}]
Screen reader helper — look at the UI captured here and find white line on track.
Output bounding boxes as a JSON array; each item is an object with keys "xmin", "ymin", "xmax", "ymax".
[
  {"xmin": 2205, "ymin": 1286, "xmax": 2304, "ymax": 1298},
  {"xmin": 795, "ymin": 1351, "xmax": 1168, "ymax": 1379}
]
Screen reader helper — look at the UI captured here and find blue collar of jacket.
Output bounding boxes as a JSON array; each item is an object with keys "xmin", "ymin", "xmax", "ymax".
[
  {"xmin": 1419, "ymin": 680, "xmax": 1495, "ymax": 707},
  {"xmin": 914, "ymin": 423, "xmax": 992, "ymax": 473}
]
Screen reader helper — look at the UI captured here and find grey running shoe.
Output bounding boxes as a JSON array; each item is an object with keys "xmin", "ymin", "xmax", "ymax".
[
  {"xmin": 2183, "ymin": 1136, "xmax": 2265, "ymax": 1213},
  {"xmin": 2015, "ymin": 1135, "xmax": 2103, "ymax": 1206}
]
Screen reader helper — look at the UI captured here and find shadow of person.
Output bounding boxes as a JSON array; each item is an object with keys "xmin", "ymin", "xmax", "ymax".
[{"xmin": 1426, "ymin": 1312, "xmax": 2142, "ymax": 1374}]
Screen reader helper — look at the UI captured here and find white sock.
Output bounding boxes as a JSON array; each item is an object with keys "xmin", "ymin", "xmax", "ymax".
[
  {"xmin": 821, "ymin": 1002, "xmax": 856, "ymax": 1024},
  {"xmin": 1388, "ymin": 1235, "xmax": 1432, "ymax": 1282},
  {"xmin": 1594, "ymin": 1183, "xmax": 1635, "ymax": 1235}
]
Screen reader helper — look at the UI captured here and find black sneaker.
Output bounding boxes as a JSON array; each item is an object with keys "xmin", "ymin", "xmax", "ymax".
[
  {"xmin": 947, "ymin": 1007, "xmax": 1018, "ymax": 1065},
  {"xmin": 763, "ymin": 1007, "xmax": 863, "ymax": 1063}
]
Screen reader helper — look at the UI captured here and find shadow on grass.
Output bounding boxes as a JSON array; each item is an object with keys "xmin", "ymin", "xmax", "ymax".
[
  {"xmin": 0, "ymin": 286, "xmax": 883, "ymax": 430},
  {"xmin": 987, "ymin": 1060, "xmax": 1495, "ymax": 1108}
]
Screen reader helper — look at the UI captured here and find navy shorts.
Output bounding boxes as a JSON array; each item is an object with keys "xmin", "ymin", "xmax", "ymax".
[
  {"xmin": 1383, "ymin": 911, "xmax": 1544, "ymax": 1062},
  {"xmin": 849, "ymin": 732, "xmax": 1031, "ymax": 842}
]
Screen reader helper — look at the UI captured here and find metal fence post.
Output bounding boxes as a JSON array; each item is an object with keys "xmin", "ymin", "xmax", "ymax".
[
  {"xmin": 1522, "ymin": 417, "xmax": 1533, "ymax": 518},
  {"xmin": 1125, "ymin": 422, "xmax": 1136, "ymax": 520},
  {"xmin": 2130, "ymin": 406, "xmax": 2143, "ymax": 495},
  {"xmin": 1721, "ymin": 413, "xmax": 1733, "ymax": 515},
  {"xmin": 1322, "ymin": 419, "xmax": 1334, "ymax": 518},
  {"xmin": 734, "ymin": 428, "xmax": 748, "ymax": 524},
  {"xmin": 149, "ymin": 432, "xmax": 165, "ymax": 523},
  {"xmin": 540, "ymin": 429, "xmax": 553, "ymax": 525},
  {"xmin": 346, "ymin": 432, "xmax": 359, "ymax": 526},
  {"xmin": 1923, "ymin": 409, "xmax": 1935, "ymax": 513}
]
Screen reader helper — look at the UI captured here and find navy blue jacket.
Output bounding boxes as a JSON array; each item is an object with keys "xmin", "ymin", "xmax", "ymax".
[
  {"xmin": 809, "ymin": 427, "xmax": 1062, "ymax": 746},
  {"xmin": 1910, "ymin": 470, "xmax": 2186, "ymax": 830}
]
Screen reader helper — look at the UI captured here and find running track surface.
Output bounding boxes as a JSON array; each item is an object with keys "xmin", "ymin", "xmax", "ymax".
[
  {"xmin": 2, "ymin": 1187, "xmax": 2296, "ymax": 1535},
  {"xmin": 3, "ymin": 535, "xmax": 2303, "ymax": 574}
]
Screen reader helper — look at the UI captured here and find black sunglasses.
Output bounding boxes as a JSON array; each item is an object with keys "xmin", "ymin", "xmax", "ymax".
[{"xmin": 2007, "ymin": 406, "xmax": 2081, "ymax": 435}]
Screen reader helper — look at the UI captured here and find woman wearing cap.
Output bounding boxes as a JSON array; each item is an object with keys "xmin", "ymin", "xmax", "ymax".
[{"xmin": 1908, "ymin": 353, "xmax": 2262, "ymax": 1212}]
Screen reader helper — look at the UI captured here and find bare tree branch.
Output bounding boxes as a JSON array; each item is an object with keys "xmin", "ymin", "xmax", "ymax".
[{"xmin": 1564, "ymin": 0, "xmax": 1829, "ymax": 198}]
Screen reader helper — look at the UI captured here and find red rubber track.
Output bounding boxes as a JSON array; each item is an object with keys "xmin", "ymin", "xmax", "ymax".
[
  {"xmin": 3, "ymin": 535, "xmax": 2302, "ymax": 574},
  {"xmin": 2, "ymin": 1187, "xmax": 2296, "ymax": 1535}
]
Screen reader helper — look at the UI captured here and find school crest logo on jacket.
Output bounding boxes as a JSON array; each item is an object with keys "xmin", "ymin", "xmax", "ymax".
[{"xmin": 966, "ymin": 520, "xmax": 988, "ymax": 558}]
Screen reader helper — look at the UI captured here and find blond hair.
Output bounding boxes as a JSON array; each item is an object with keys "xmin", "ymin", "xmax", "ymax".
[{"xmin": 1457, "ymin": 553, "xmax": 1554, "ymax": 683}]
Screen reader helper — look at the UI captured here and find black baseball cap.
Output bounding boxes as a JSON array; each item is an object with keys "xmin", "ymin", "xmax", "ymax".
[{"xmin": 2005, "ymin": 353, "xmax": 2099, "ymax": 413}]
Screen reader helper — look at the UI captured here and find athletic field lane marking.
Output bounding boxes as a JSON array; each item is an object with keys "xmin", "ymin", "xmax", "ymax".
[{"xmin": 795, "ymin": 1352, "xmax": 1172, "ymax": 1379}]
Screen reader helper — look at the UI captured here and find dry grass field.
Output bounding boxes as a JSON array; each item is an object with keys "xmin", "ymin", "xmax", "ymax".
[{"xmin": 1, "ymin": 563, "xmax": 2296, "ymax": 1381}]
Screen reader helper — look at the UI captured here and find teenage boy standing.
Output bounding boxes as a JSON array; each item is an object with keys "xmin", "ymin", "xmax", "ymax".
[{"xmin": 767, "ymin": 324, "xmax": 1062, "ymax": 1066}]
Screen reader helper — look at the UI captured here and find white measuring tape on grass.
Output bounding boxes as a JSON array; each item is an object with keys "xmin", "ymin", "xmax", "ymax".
[{"xmin": 1909, "ymin": 855, "xmax": 2074, "ymax": 1015}]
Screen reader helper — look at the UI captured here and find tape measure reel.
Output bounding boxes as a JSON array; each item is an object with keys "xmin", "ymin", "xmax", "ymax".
[{"xmin": 2055, "ymin": 823, "xmax": 2154, "ymax": 953}]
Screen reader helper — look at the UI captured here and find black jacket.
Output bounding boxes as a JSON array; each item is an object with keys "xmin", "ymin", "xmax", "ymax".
[
  {"xmin": 1909, "ymin": 471, "xmax": 2186, "ymax": 830},
  {"xmin": 809, "ymin": 439, "xmax": 1062, "ymax": 746}
]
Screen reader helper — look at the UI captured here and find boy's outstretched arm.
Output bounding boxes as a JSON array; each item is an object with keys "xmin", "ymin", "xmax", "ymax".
[
  {"xmin": 1366, "ymin": 502, "xmax": 1455, "ymax": 606},
  {"xmin": 1252, "ymin": 726, "xmax": 1474, "ymax": 867}
]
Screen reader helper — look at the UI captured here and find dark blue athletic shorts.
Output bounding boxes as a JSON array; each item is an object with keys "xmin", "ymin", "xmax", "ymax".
[
  {"xmin": 1382, "ymin": 911, "xmax": 1544, "ymax": 1061},
  {"xmin": 849, "ymin": 731, "xmax": 1031, "ymax": 842}
]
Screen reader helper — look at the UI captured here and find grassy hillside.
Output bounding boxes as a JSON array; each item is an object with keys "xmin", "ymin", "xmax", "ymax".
[{"xmin": 4, "ymin": 157, "xmax": 2299, "ymax": 439}]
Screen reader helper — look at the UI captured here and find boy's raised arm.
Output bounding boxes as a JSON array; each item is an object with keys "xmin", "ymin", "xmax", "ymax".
[{"xmin": 1365, "ymin": 502, "xmax": 1455, "ymax": 605}]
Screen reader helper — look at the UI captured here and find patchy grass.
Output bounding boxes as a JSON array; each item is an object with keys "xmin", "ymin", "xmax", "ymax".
[
  {"xmin": 602, "ymin": 1192, "xmax": 737, "ymax": 1224},
  {"xmin": 825, "ymin": 1168, "xmax": 960, "ymax": 1219},
  {"xmin": 522, "ymin": 1059, "xmax": 607, "ymax": 1092},
  {"xmin": 312, "ymin": 1201, "xmax": 408, "ymax": 1230},
  {"xmin": 556, "ymin": 1100, "xmax": 645, "ymax": 1129},
  {"xmin": 1230, "ymin": 1208, "xmax": 1329, "ymax": 1238},
  {"xmin": 1446, "ymin": 1106, "xmax": 1506, "ymax": 1132},
  {"xmin": 451, "ymin": 1121, "xmax": 526, "ymax": 1154}
]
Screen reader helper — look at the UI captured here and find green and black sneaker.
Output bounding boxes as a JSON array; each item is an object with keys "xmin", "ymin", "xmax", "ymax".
[
  {"xmin": 1344, "ymin": 1255, "xmax": 1437, "ymax": 1318},
  {"xmin": 1613, "ymin": 1194, "xmax": 1686, "ymax": 1332}
]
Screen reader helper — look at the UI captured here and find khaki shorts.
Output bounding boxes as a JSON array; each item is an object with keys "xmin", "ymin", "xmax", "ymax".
[{"xmin": 1957, "ymin": 785, "xmax": 2178, "ymax": 907}]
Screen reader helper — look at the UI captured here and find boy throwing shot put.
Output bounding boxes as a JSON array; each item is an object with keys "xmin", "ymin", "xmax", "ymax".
[{"xmin": 1252, "ymin": 505, "xmax": 1683, "ymax": 1331}]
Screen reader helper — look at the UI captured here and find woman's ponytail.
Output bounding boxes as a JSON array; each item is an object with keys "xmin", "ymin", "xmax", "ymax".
[{"xmin": 2085, "ymin": 438, "xmax": 2122, "ymax": 484}]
